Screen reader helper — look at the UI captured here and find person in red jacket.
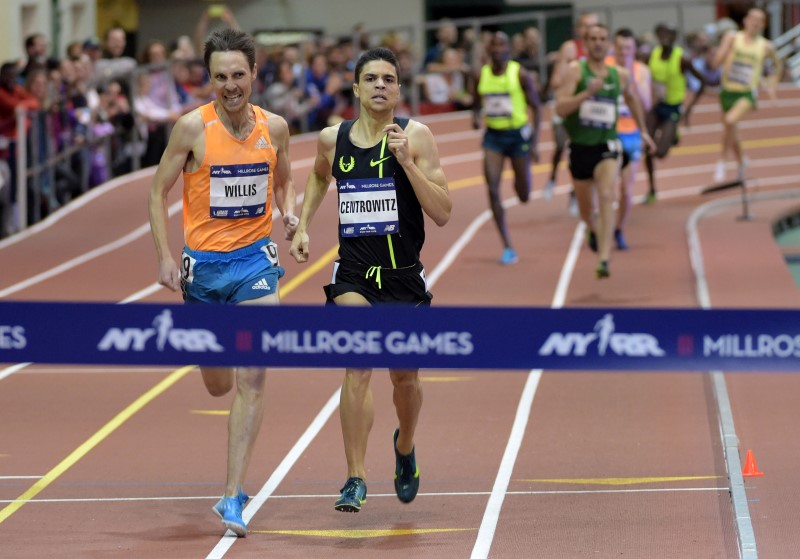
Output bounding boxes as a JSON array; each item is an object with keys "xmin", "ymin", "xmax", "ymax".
[{"xmin": 0, "ymin": 61, "xmax": 40, "ymax": 225}]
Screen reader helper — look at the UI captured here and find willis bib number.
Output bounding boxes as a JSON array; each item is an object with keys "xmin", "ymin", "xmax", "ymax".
[{"xmin": 209, "ymin": 162, "xmax": 269, "ymax": 219}]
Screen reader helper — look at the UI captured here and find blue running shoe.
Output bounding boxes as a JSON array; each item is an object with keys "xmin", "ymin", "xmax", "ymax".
[
  {"xmin": 614, "ymin": 229, "xmax": 629, "ymax": 251},
  {"xmin": 499, "ymin": 247, "xmax": 518, "ymax": 265},
  {"xmin": 212, "ymin": 487, "xmax": 249, "ymax": 537},
  {"xmin": 393, "ymin": 428, "xmax": 419, "ymax": 503},
  {"xmin": 335, "ymin": 477, "xmax": 367, "ymax": 512}
]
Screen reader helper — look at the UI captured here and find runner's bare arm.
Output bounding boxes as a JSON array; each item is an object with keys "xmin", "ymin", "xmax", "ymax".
[
  {"xmin": 519, "ymin": 66, "xmax": 542, "ymax": 156},
  {"xmin": 147, "ymin": 111, "xmax": 203, "ymax": 291},
  {"xmin": 388, "ymin": 121, "xmax": 451, "ymax": 227},
  {"xmin": 620, "ymin": 67, "xmax": 656, "ymax": 153},
  {"xmin": 267, "ymin": 113, "xmax": 298, "ymax": 240},
  {"xmin": 554, "ymin": 61, "xmax": 590, "ymax": 118},
  {"xmin": 711, "ymin": 31, "xmax": 735, "ymax": 70},
  {"xmin": 549, "ymin": 40, "xmax": 577, "ymax": 91},
  {"xmin": 764, "ymin": 41, "xmax": 783, "ymax": 98},
  {"xmin": 289, "ymin": 124, "xmax": 338, "ymax": 263}
]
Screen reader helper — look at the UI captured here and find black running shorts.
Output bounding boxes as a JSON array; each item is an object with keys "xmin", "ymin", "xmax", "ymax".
[
  {"xmin": 569, "ymin": 140, "xmax": 621, "ymax": 181},
  {"xmin": 324, "ymin": 259, "xmax": 432, "ymax": 306}
]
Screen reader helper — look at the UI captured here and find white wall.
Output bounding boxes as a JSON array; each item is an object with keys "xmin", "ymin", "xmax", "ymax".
[
  {"xmin": 508, "ymin": 0, "xmax": 717, "ymax": 40},
  {"xmin": 136, "ymin": 0, "xmax": 425, "ymax": 57},
  {"xmin": 0, "ymin": 0, "xmax": 95, "ymax": 63}
]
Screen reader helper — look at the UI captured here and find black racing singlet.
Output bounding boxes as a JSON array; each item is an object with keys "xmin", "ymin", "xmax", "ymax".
[{"xmin": 331, "ymin": 118, "xmax": 425, "ymax": 269}]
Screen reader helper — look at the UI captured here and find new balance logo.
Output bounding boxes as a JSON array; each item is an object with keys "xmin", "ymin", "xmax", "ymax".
[
  {"xmin": 252, "ymin": 278, "xmax": 272, "ymax": 290},
  {"xmin": 370, "ymin": 155, "xmax": 392, "ymax": 167},
  {"xmin": 255, "ymin": 136, "xmax": 270, "ymax": 149}
]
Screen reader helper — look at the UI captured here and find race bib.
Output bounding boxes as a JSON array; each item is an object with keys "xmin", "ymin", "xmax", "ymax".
[
  {"xmin": 483, "ymin": 93, "xmax": 513, "ymax": 118},
  {"xmin": 180, "ymin": 250, "xmax": 197, "ymax": 284},
  {"xmin": 579, "ymin": 96, "xmax": 616, "ymax": 129},
  {"xmin": 209, "ymin": 162, "xmax": 269, "ymax": 219},
  {"xmin": 728, "ymin": 61, "xmax": 754, "ymax": 86},
  {"xmin": 338, "ymin": 177, "xmax": 400, "ymax": 237}
]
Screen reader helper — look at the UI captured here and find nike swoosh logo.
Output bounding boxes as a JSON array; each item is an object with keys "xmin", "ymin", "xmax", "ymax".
[{"xmin": 370, "ymin": 156, "xmax": 392, "ymax": 167}]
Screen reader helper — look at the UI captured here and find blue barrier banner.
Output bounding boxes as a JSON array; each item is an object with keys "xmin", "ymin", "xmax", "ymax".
[{"xmin": 1, "ymin": 301, "xmax": 799, "ymax": 371}]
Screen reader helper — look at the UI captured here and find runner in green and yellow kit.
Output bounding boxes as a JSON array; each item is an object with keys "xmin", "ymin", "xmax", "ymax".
[
  {"xmin": 556, "ymin": 24, "xmax": 654, "ymax": 278},
  {"xmin": 711, "ymin": 7, "xmax": 782, "ymax": 182}
]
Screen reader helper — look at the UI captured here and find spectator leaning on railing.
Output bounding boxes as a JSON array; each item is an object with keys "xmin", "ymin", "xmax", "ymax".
[{"xmin": 0, "ymin": 62, "xmax": 40, "ymax": 230}]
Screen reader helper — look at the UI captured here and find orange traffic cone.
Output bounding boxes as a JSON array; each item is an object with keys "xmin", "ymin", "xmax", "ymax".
[{"xmin": 742, "ymin": 449, "xmax": 764, "ymax": 477}]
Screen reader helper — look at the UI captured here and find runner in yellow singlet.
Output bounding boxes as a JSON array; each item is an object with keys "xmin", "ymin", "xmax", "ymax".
[
  {"xmin": 711, "ymin": 7, "xmax": 782, "ymax": 182},
  {"xmin": 644, "ymin": 22, "xmax": 707, "ymax": 203},
  {"xmin": 472, "ymin": 31, "xmax": 541, "ymax": 265}
]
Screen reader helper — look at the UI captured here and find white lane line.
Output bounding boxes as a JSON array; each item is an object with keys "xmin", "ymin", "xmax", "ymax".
[
  {"xmin": 0, "ymin": 476, "xmax": 43, "ymax": 480},
  {"xmin": 0, "ymin": 168, "xmax": 157, "ymax": 251},
  {"xmin": 205, "ymin": 192, "xmax": 511, "ymax": 555},
  {"xmin": 470, "ymin": 212, "xmax": 583, "ymax": 558},
  {"xmin": 205, "ymin": 390, "xmax": 341, "ymax": 556},
  {"xmin": 0, "ymin": 200, "xmax": 182, "ymax": 299},
  {"xmin": 687, "ymin": 187, "xmax": 800, "ymax": 559},
  {"xmin": 20, "ymin": 367, "xmax": 173, "ymax": 374},
  {"xmin": 0, "ymin": 363, "xmax": 33, "ymax": 381},
  {"xmin": 0, "ymin": 486, "xmax": 728, "ymax": 505}
]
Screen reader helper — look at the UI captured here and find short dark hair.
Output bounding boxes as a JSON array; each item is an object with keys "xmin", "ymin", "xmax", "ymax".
[
  {"xmin": 354, "ymin": 47, "xmax": 400, "ymax": 83},
  {"xmin": 615, "ymin": 27, "xmax": 635, "ymax": 40},
  {"xmin": 25, "ymin": 33, "xmax": 43, "ymax": 50},
  {"xmin": 203, "ymin": 29, "xmax": 256, "ymax": 72}
]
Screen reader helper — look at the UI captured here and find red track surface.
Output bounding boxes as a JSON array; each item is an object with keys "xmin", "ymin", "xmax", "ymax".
[{"xmin": 1, "ymin": 87, "xmax": 799, "ymax": 558}]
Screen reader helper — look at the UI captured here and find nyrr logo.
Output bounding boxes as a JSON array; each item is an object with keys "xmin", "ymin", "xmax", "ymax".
[
  {"xmin": 538, "ymin": 313, "xmax": 664, "ymax": 357},
  {"xmin": 97, "ymin": 309, "xmax": 224, "ymax": 353}
]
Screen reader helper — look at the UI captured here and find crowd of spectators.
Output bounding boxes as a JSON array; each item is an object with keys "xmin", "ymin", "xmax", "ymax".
[{"xmin": 0, "ymin": 6, "xmax": 752, "ymax": 238}]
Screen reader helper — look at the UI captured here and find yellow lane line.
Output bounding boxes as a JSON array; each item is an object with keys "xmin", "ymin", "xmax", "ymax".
[
  {"xmin": 422, "ymin": 376, "xmax": 473, "ymax": 382},
  {"xmin": 448, "ymin": 134, "xmax": 800, "ymax": 191},
  {"xmin": 280, "ymin": 243, "xmax": 339, "ymax": 297},
  {"xmin": 0, "ymin": 365, "xmax": 195, "ymax": 524},
  {"xmin": 671, "ymin": 134, "xmax": 800, "ymax": 156},
  {"xmin": 190, "ymin": 410, "xmax": 229, "ymax": 416},
  {"xmin": 516, "ymin": 475, "xmax": 723, "ymax": 486},
  {"xmin": 251, "ymin": 528, "xmax": 475, "ymax": 538}
]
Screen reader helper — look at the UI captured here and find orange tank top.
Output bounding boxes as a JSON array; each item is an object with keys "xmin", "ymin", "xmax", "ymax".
[
  {"xmin": 605, "ymin": 56, "xmax": 646, "ymax": 135},
  {"xmin": 183, "ymin": 102, "xmax": 278, "ymax": 252}
]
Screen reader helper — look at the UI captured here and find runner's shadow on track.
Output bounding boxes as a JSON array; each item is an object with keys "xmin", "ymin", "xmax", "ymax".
[
  {"xmin": 571, "ymin": 292, "xmax": 655, "ymax": 305},
  {"xmin": 106, "ymin": 521, "xmax": 211, "ymax": 542}
]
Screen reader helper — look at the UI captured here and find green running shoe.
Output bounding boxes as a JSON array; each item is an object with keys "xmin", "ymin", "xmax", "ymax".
[{"xmin": 335, "ymin": 477, "xmax": 367, "ymax": 512}]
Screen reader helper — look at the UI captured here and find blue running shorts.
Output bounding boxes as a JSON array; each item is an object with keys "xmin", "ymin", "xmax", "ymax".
[
  {"xmin": 482, "ymin": 126, "xmax": 532, "ymax": 158},
  {"xmin": 618, "ymin": 130, "xmax": 642, "ymax": 168},
  {"xmin": 181, "ymin": 237, "xmax": 285, "ymax": 304}
]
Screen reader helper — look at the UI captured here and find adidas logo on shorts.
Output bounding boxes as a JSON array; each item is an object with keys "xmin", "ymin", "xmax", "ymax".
[
  {"xmin": 255, "ymin": 136, "xmax": 270, "ymax": 149},
  {"xmin": 252, "ymin": 277, "xmax": 272, "ymax": 290}
]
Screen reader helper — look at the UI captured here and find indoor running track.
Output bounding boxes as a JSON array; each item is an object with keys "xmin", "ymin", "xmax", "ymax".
[{"xmin": 1, "ymin": 86, "xmax": 800, "ymax": 558}]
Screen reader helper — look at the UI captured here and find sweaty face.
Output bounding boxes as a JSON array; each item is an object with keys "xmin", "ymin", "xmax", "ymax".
[
  {"xmin": 744, "ymin": 10, "xmax": 766, "ymax": 34},
  {"xmin": 209, "ymin": 50, "xmax": 255, "ymax": 113},
  {"xmin": 487, "ymin": 35, "xmax": 511, "ymax": 64},
  {"xmin": 614, "ymin": 36, "xmax": 636, "ymax": 67},
  {"xmin": 586, "ymin": 27, "xmax": 609, "ymax": 61},
  {"xmin": 354, "ymin": 60, "xmax": 399, "ymax": 111}
]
